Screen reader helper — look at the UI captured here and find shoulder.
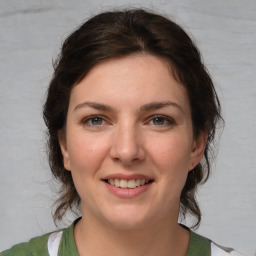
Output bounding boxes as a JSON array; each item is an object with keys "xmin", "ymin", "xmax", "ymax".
[
  {"xmin": 0, "ymin": 219, "xmax": 78, "ymax": 256},
  {"xmin": 211, "ymin": 242, "xmax": 247, "ymax": 256},
  {"xmin": 0, "ymin": 232, "xmax": 50, "ymax": 256},
  {"xmin": 187, "ymin": 227, "xmax": 246, "ymax": 256},
  {"xmin": 189, "ymin": 230, "xmax": 246, "ymax": 256}
]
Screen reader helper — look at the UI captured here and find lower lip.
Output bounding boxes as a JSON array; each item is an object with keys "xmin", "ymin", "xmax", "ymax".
[{"xmin": 104, "ymin": 182, "xmax": 152, "ymax": 198}]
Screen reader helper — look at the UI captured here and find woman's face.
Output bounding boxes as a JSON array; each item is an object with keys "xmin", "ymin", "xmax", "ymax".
[{"xmin": 60, "ymin": 54, "xmax": 205, "ymax": 229}]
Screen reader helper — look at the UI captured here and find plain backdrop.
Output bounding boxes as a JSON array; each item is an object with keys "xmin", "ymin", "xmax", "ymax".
[{"xmin": 0, "ymin": 1, "xmax": 255, "ymax": 255}]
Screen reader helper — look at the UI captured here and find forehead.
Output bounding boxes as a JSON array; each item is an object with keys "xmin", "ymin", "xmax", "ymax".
[{"xmin": 69, "ymin": 54, "xmax": 190, "ymax": 112}]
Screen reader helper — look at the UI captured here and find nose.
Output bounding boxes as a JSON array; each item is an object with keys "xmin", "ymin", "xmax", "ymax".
[{"xmin": 109, "ymin": 122, "xmax": 145, "ymax": 165}]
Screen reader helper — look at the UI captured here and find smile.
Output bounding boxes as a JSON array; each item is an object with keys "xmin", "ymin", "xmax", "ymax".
[{"xmin": 106, "ymin": 179, "xmax": 152, "ymax": 189}]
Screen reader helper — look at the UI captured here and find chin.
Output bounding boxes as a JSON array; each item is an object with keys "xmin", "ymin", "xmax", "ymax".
[
  {"xmin": 102, "ymin": 207, "xmax": 156, "ymax": 230},
  {"xmin": 107, "ymin": 217, "xmax": 149, "ymax": 230}
]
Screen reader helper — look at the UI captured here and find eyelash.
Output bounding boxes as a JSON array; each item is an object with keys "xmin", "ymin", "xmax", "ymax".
[
  {"xmin": 147, "ymin": 115, "xmax": 175, "ymax": 126},
  {"xmin": 81, "ymin": 115, "xmax": 175, "ymax": 128},
  {"xmin": 82, "ymin": 115, "xmax": 108, "ymax": 127}
]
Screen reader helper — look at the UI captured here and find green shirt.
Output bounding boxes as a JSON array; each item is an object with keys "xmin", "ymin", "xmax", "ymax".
[{"xmin": 1, "ymin": 221, "xmax": 242, "ymax": 256}]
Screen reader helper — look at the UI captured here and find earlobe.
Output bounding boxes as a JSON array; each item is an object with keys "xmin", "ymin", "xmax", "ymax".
[
  {"xmin": 189, "ymin": 131, "xmax": 207, "ymax": 171},
  {"xmin": 58, "ymin": 131, "xmax": 71, "ymax": 171}
]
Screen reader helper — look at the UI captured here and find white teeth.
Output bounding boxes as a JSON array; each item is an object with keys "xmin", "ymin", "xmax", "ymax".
[
  {"xmin": 119, "ymin": 179, "xmax": 128, "ymax": 188},
  {"xmin": 135, "ymin": 179, "xmax": 141, "ymax": 187},
  {"xmin": 114, "ymin": 179, "xmax": 120, "ymax": 187},
  {"xmin": 140, "ymin": 179, "xmax": 145, "ymax": 186},
  {"xmin": 127, "ymin": 179, "xmax": 136, "ymax": 189},
  {"xmin": 107, "ymin": 178, "xmax": 151, "ymax": 188}
]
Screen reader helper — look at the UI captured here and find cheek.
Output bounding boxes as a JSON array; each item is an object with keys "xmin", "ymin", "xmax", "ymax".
[
  {"xmin": 66, "ymin": 133, "xmax": 110, "ymax": 204},
  {"xmin": 147, "ymin": 135, "xmax": 192, "ymax": 198},
  {"xmin": 67, "ymin": 132, "xmax": 109, "ymax": 174},
  {"xmin": 148, "ymin": 134, "xmax": 192, "ymax": 173}
]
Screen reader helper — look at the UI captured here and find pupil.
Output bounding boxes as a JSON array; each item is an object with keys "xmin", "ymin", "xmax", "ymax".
[
  {"xmin": 92, "ymin": 117, "xmax": 102, "ymax": 125},
  {"xmin": 154, "ymin": 117, "xmax": 164, "ymax": 125}
]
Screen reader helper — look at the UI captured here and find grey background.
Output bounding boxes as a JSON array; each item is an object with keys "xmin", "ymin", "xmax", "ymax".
[{"xmin": 0, "ymin": 1, "xmax": 255, "ymax": 255}]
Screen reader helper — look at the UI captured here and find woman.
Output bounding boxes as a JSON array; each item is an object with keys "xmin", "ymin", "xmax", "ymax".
[{"xmin": 0, "ymin": 9, "xmax": 245, "ymax": 256}]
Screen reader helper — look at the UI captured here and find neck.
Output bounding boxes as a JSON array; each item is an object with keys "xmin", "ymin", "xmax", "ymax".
[{"xmin": 74, "ymin": 211, "xmax": 189, "ymax": 256}]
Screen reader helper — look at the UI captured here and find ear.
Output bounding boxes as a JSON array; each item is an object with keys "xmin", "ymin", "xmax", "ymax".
[
  {"xmin": 189, "ymin": 131, "xmax": 207, "ymax": 171},
  {"xmin": 58, "ymin": 130, "xmax": 71, "ymax": 171}
]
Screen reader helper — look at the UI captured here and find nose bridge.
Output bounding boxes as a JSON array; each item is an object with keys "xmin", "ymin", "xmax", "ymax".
[{"xmin": 110, "ymin": 117, "xmax": 144, "ymax": 163}]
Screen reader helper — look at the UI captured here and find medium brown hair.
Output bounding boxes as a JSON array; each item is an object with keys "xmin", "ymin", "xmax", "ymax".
[{"xmin": 43, "ymin": 9, "xmax": 222, "ymax": 228}]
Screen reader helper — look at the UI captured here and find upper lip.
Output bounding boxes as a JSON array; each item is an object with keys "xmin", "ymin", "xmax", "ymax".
[{"xmin": 102, "ymin": 173, "xmax": 154, "ymax": 181}]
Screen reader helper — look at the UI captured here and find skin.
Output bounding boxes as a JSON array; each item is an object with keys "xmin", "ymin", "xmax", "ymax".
[{"xmin": 59, "ymin": 54, "xmax": 206, "ymax": 256}]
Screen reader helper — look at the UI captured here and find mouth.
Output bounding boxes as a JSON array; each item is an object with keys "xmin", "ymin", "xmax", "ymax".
[{"xmin": 103, "ymin": 179, "xmax": 154, "ymax": 189}]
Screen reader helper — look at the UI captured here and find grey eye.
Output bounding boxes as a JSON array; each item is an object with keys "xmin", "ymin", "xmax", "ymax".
[
  {"xmin": 152, "ymin": 117, "xmax": 166, "ymax": 125},
  {"xmin": 148, "ymin": 115, "xmax": 175, "ymax": 127},
  {"xmin": 90, "ymin": 117, "xmax": 103, "ymax": 125}
]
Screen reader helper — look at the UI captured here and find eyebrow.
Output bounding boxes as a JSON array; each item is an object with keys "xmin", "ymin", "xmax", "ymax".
[
  {"xmin": 74, "ymin": 101, "xmax": 114, "ymax": 112},
  {"xmin": 74, "ymin": 101, "xmax": 184, "ymax": 114},
  {"xmin": 140, "ymin": 101, "xmax": 185, "ymax": 114}
]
